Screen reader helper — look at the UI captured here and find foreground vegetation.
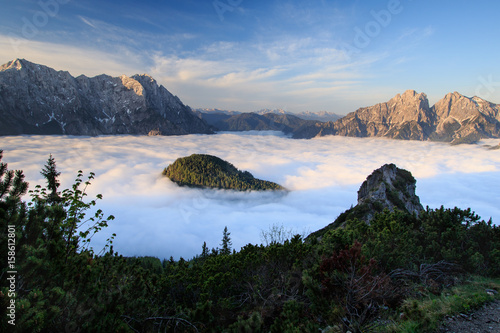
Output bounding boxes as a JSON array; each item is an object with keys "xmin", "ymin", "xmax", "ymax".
[{"xmin": 1, "ymin": 150, "xmax": 499, "ymax": 332}]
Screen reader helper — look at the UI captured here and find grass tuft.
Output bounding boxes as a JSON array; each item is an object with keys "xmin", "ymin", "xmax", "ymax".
[{"xmin": 381, "ymin": 276, "xmax": 500, "ymax": 332}]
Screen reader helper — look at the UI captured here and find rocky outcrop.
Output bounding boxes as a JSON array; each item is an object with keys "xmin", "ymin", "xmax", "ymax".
[
  {"xmin": 307, "ymin": 164, "xmax": 423, "ymax": 241},
  {"xmin": 356, "ymin": 163, "xmax": 424, "ymax": 221},
  {"xmin": 0, "ymin": 59, "xmax": 213, "ymax": 136}
]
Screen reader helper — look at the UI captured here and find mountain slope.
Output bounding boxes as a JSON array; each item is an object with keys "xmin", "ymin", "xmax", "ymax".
[{"xmin": 0, "ymin": 59, "xmax": 213, "ymax": 136}]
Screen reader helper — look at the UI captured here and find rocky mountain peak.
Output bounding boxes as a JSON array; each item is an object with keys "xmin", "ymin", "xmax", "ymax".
[
  {"xmin": 392, "ymin": 89, "xmax": 422, "ymax": 100},
  {"xmin": 0, "ymin": 59, "xmax": 213, "ymax": 136},
  {"xmin": 0, "ymin": 58, "xmax": 24, "ymax": 71},
  {"xmin": 431, "ymin": 91, "xmax": 500, "ymax": 143},
  {"xmin": 315, "ymin": 90, "xmax": 434, "ymax": 140},
  {"xmin": 357, "ymin": 163, "xmax": 423, "ymax": 221},
  {"xmin": 131, "ymin": 73, "xmax": 157, "ymax": 85},
  {"xmin": 302, "ymin": 89, "xmax": 499, "ymax": 143},
  {"xmin": 1, "ymin": 58, "xmax": 52, "ymax": 74},
  {"xmin": 388, "ymin": 89, "xmax": 429, "ymax": 110}
]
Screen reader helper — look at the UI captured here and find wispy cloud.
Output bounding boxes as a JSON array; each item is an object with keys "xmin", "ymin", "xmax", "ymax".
[
  {"xmin": 397, "ymin": 25, "xmax": 435, "ymax": 43},
  {"xmin": 78, "ymin": 15, "xmax": 97, "ymax": 29},
  {"xmin": 0, "ymin": 34, "xmax": 144, "ymax": 77}
]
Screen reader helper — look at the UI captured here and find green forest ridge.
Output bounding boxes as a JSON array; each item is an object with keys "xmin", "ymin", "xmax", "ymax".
[{"xmin": 163, "ymin": 154, "xmax": 285, "ymax": 191}]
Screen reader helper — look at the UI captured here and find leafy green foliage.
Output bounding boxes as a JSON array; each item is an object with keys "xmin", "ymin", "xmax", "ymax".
[
  {"xmin": 163, "ymin": 154, "xmax": 285, "ymax": 191},
  {"xmin": 317, "ymin": 242, "xmax": 399, "ymax": 331}
]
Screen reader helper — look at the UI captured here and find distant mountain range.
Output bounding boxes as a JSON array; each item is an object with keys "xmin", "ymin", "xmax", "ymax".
[
  {"xmin": 198, "ymin": 90, "xmax": 500, "ymax": 143},
  {"xmin": 195, "ymin": 108, "xmax": 342, "ymax": 122},
  {"xmin": 1, "ymin": 59, "xmax": 499, "ymax": 143},
  {"xmin": 0, "ymin": 59, "xmax": 212, "ymax": 136},
  {"xmin": 299, "ymin": 90, "xmax": 500, "ymax": 144},
  {"xmin": 197, "ymin": 111, "xmax": 319, "ymax": 136}
]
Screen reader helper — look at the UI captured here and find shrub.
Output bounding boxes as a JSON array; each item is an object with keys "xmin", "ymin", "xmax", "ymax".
[{"xmin": 318, "ymin": 242, "xmax": 400, "ymax": 332}]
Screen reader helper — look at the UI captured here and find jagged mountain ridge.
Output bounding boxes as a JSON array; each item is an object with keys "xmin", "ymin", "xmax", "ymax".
[
  {"xmin": 304, "ymin": 90, "xmax": 500, "ymax": 143},
  {"xmin": 430, "ymin": 92, "xmax": 500, "ymax": 143},
  {"xmin": 1, "ymin": 59, "xmax": 498, "ymax": 142},
  {"xmin": 198, "ymin": 90, "xmax": 500, "ymax": 143},
  {"xmin": 0, "ymin": 59, "xmax": 212, "ymax": 136}
]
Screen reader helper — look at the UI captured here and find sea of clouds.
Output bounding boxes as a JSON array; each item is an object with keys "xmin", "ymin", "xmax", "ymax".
[{"xmin": 1, "ymin": 133, "xmax": 499, "ymax": 260}]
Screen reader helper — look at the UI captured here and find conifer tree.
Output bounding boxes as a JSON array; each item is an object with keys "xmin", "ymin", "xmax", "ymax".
[
  {"xmin": 220, "ymin": 226, "xmax": 232, "ymax": 255},
  {"xmin": 201, "ymin": 241, "xmax": 209, "ymax": 258},
  {"xmin": 0, "ymin": 149, "xmax": 28, "ymax": 202},
  {"xmin": 40, "ymin": 154, "xmax": 61, "ymax": 203}
]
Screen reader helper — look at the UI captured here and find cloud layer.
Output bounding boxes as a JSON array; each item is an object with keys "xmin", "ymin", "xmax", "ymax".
[{"xmin": 1, "ymin": 133, "xmax": 499, "ymax": 259}]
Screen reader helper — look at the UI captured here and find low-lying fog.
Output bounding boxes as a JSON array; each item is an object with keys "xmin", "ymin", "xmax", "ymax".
[{"xmin": 1, "ymin": 132, "xmax": 499, "ymax": 260}]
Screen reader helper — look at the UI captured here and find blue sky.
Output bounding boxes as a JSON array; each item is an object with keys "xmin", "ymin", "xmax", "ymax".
[{"xmin": 1, "ymin": 0, "xmax": 499, "ymax": 114}]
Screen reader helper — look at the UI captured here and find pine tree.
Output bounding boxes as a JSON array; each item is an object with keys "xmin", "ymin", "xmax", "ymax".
[
  {"xmin": 40, "ymin": 154, "xmax": 61, "ymax": 203},
  {"xmin": 201, "ymin": 241, "xmax": 209, "ymax": 258},
  {"xmin": 0, "ymin": 149, "xmax": 28, "ymax": 202},
  {"xmin": 220, "ymin": 226, "xmax": 232, "ymax": 255}
]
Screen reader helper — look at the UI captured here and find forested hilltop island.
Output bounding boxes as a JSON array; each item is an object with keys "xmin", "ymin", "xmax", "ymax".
[{"xmin": 163, "ymin": 154, "xmax": 285, "ymax": 191}]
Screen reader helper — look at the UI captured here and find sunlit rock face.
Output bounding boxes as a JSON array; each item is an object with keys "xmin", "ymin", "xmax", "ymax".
[
  {"xmin": 0, "ymin": 59, "xmax": 213, "ymax": 136},
  {"xmin": 305, "ymin": 90, "xmax": 500, "ymax": 143},
  {"xmin": 431, "ymin": 92, "xmax": 500, "ymax": 144}
]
